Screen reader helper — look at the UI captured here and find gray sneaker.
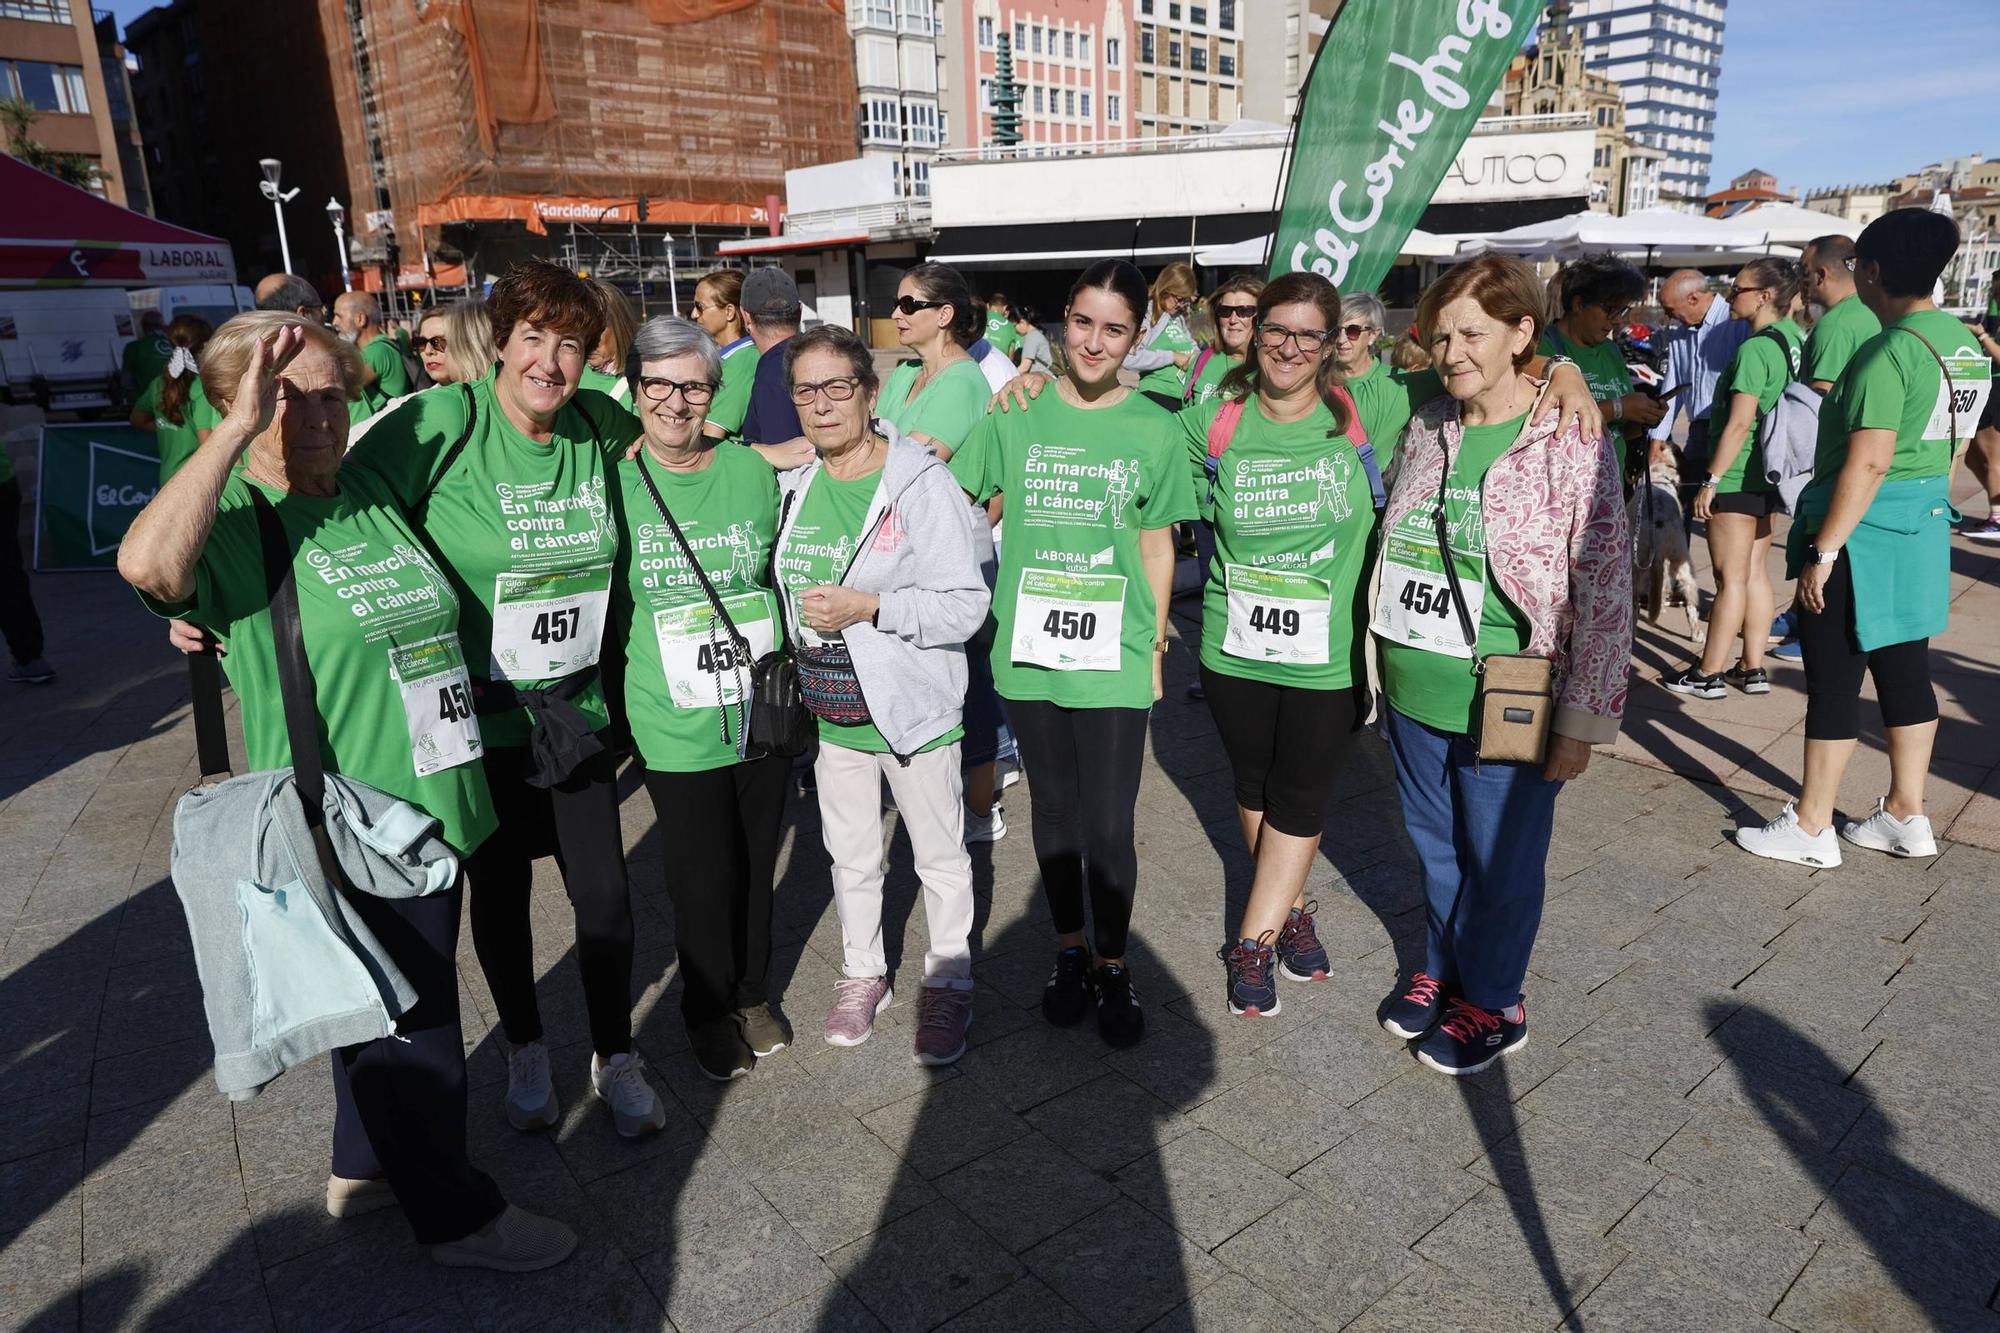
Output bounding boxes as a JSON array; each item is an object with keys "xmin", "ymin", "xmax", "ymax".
[
  {"xmin": 504, "ymin": 1040, "xmax": 560, "ymax": 1131},
  {"xmin": 590, "ymin": 1051, "xmax": 668, "ymax": 1137},
  {"xmin": 912, "ymin": 986, "xmax": 972, "ymax": 1066},
  {"xmin": 431, "ymin": 1205, "xmax": 577, "ymax": 1272},
  {"xmin": 7, "ymin": 657, "xmax": 54, "ymax": 684},
  {"xmin": 736, "ymin": 1002, "xmax": 793, "ymax": 1057}
]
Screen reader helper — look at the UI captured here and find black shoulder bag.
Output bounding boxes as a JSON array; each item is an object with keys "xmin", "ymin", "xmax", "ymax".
[{"xmin": 633, "ymin": 455, "xmax": 809, "ymax": 758}]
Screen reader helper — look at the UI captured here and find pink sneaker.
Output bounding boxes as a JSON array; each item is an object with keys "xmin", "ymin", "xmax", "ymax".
[
  {"xmin": 912, "ymin": 987, "xmax": 973, "ymax": 1066},
  {"xmin": 822, "ymin": 977, "xmax": 892, "ymax": 1047}
]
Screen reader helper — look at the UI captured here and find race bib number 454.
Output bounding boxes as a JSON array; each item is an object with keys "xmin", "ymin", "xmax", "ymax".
[{"xmin": 489, "ymin": 564, "xmax": 611, "ymax": 681}]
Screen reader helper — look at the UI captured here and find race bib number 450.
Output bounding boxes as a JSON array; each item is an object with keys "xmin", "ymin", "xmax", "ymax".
[
  {"xmin": 1010, "ymin": 568, "xmax": 1125, "ymax": 671},
  {"xmin": 489, "ymin": 564, "xmax": 611, "ymax": 681}
]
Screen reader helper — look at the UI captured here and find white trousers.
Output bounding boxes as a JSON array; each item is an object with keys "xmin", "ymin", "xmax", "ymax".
[{"xmin": 814, "ymin": 740, "xmax": 975, "ymax": 989}]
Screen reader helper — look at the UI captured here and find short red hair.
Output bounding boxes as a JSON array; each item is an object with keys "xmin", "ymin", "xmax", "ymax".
[
  {"xmin": 1416, "ymin": 256, "xmax": 1545, "ymax": 368},
  {"xmin": 488, "ymin": 259, "xmax": 606, "ymax": 353}
]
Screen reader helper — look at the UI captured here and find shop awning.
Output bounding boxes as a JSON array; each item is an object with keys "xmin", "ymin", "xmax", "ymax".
[
  {"xmin": 929, "ymin": 215, "xmax": 1272, "ymax": 270},
  {"xmin": 0, "ymin": 154, "xmax": 236, "ymax": 288},
  {"xmin": 716, "ymin": 232, "xmax": 870, "ymax": 256},
  {"xmin": 415, "ymin": 193, "xmax": 779, "ymax": 236}
]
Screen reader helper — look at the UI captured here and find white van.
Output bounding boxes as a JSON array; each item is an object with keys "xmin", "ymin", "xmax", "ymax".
[
  {"xmin": 128, "ymin": 284, "xmax": 253, "ymax": 333},
  {"xmin": 0, "ymin": 289, "xmax": 135, "ymax": 415}
]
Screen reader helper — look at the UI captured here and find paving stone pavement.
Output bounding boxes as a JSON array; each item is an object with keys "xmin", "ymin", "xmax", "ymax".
[{"xmin": 6, "ymin": 477, "xmax": 2000, "ymax": 1329}]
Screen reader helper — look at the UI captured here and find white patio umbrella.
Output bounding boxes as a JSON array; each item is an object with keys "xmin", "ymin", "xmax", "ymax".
[
  {"xmin": 1724, "ymin": 203, "xmax": 1859, "ymax": 245},
  {"xmin": 1456, "ymin": 208, "xmax": 1771, "ymax": 265}
]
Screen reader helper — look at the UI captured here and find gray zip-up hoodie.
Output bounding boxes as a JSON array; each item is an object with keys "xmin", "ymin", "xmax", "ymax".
[
  {"xmin": 171, "ymin": 769, "xmax": 460, "ymax": 1100},
  {"xmin": 775, "ymin": 436, "xmax": 990, "ymax": 759}
]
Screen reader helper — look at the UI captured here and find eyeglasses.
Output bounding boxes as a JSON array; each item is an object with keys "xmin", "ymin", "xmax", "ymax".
[
  {"xmin": 790, "ymin": 376, "xmax": 863, "ymax": 406},
  {"xmin": 1214, "ymin": 303, "xmax": 1258, "ymax": 321},
  {"xmin": 1728, "ymin": 285, "xmax": 1769, "ymax": 301},
  {"xmin": 414, "ymin": 335, "xmax": 448, "ymax": 354},
  {"xmin": 1333, "ymin": 323, "xmax": 1374, "ymax": 341},
  {"xmin": 893, "ymin": 295, "xmax": 949, "ymax": 316},
  {"xmin": 1606, "ymin": 304, "xmax": 1633, "ymax": 321},
  {"xmin": 638, "ymin": 376, "xmax": 717, "ymax": 405},
  {"xmin": 1256, "ymin": 322, "xmax": 1330, "ymax": 352}
]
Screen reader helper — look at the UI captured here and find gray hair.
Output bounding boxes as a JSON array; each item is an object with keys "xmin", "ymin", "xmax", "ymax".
[
  {"xmin": 256, "ymin": 274, "xmax": 322, "ymax": 314},
  {"xmin": 1343, "ymin": 291, "xmax": 1387, "ymax": 332},
  {"xmin": 632, "ymin": 316, "xmax": 722, "ymax": 384}
]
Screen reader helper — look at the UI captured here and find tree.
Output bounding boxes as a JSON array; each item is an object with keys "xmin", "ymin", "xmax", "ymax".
[
  {"xmin": 990, "ymin": 34, "xmax": 1023, "ymax": 148},
  {"xmin": 0, "ymin": 98, "xmax": 101, "ymax": 190}
]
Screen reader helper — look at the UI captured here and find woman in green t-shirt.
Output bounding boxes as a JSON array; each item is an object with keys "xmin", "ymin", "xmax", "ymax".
[
  {"xmin": 1190, "ymin": 272, "xmax": 1380, "ymax": 1020},
  {"xmin": 693, "ymin": 269, "xmax": 760, "ymax": 440},
  {"xmin": 581, "ymin": 277, "xmax": 638, "ymax": 412},
  {"xmin": 128, "ymin": 313, "xmax": 213, "ymax": 485},
  {"xmin": 949, "ymin": 260, "xmax": 1198, "ymax": 1049},
  {"xmin": 1540, "ymin": 255, "xmax": 1667, "ymax": 472},
  {"xmin": 120, "ymin": 312, "xmax": 575, "ymax": 1271},
  {"xmin": 1184, "ymin": 274, "xmax": 1262, "ymax": 408},
  {"xmin": 1124, "ymin": 261, "xmax": 1201, "ymax": 411},
  {"xmin": 611, "ymin": 316, "xmax": 789, "ymax": 1082},
  {"xmin": 1664, "ymin": 259, "xmax": 1805, "ymax": 701}
]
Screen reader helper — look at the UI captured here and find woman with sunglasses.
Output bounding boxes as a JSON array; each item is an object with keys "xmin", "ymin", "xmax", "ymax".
[
  {"xmin": 1185, "ymin": 275, "xmax": 1264, "ymax": 407},
  {"xmin": 950, "ymin": 260, "xmax": 1198, "ymax": 1047},
  {"xmin": 691, "ymin": 269, "xmax": 758, "ymax": 440},
  {"xmin": 413, "ymin": 300, "xmax": 499, "ymax": 387},
  {"xmin": 1332, "ymin": 292, "xmax": 1418, "ymax": 453},
  {"xmin": 1125, "ymin": 262, "xmax": 1202, "ymax": 412},
  {"xmin": 1540, "ymin": 255, "xmax": 1665, "ymax": 473},
  {"xmin": 1662, "ymin": 258, "xmax": 1805, "ymax": 701}
]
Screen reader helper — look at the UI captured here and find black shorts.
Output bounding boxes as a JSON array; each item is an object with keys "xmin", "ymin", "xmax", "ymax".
[
  {"xmin": 1708, "ymin": 488, "xmax": 1779, "ymax": 518},
  {"xmin": 1979, "ymin": 385, "xmax": 2000, "ymax": 434}
]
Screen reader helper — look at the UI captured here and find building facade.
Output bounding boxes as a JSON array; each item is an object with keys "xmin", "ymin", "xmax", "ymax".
[
  {"xmin": 1128, "ymin": 0, "xmax": 1243, "ymax": 137},
  {"xmin": 1705, "ymin": 167, "xmax": 1793, "ymax": 218},
  {"xmin": 1568, "ymin": 0, "xmax": 1726, "ymax": 205},
  {"xmin": 1500, "ymin": 4, "xmax": 1639, "ymax": 214},
  {"xmin": 1803, "ymin": 183, "xmax": 1894, "ymax": 230},
  {"xmin": 849, "ymin": 0, "xmax": 947, "ymax": 198},
  {"xmin": 0, "ymin": 0, "xmax": 139, "ymax": 204},
  {"xmin": 944, "ymin": 1, "xmax": 1132, "ymax": 151}
]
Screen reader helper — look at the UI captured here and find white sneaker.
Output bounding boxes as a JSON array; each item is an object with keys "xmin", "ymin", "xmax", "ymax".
[
  {"xmin": 964, "ymin": 805, "xmax": 1007, "ymax": 844},
  {"xmin": 998, "ymin": 758, "xmax": 1023, "ymax": 790},
  {"xmin": 504, "ymin": 1041, "xmax": 560, "ymax": 1131},
  {"xmin": 1735, "ymin": 802, "xmax": 1842, "ymax": 868},
  {"xmin": 1840, "ymin": 798, "xmax": 1938, "ymax": 858},
  {"xmin": 590, "ymin": 1051, "xmax": 668, "ymax": 1138}
]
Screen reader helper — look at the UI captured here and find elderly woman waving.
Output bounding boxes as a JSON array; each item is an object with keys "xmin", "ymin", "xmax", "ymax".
[
  {"xmin": 1371, "ymin": 256, "xmax": 1632, "ymax": 1076},
  {"xmin": 118, "ymin": 313, "xmax": 575, "ymax": 1270}
]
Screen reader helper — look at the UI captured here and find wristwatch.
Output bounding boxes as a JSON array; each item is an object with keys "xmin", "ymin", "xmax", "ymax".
[
  {"xmin": 1698, "ymin": 476, "xmax": 1720, "ymax": 489},
  {"xmin": 1804, "ymin": 543, "xmax": 1841, "ymax": 566}
]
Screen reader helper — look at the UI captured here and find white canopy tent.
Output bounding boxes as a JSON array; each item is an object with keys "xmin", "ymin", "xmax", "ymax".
[
  {"xmin": 1193, "ymin": 228, "xmax": 1461, "ymax": 268},
  {"xmin": 1455, "ymin": 208, "xmax": 1780, "ymax": 267},
  {"xmin": 1725, "ymin": 203, "xmax": 1858, "ymax": 245}
]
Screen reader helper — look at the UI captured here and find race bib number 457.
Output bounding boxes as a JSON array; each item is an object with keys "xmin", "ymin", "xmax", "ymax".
[{"xmin": 489, "ymin": 564, "xmax": 611, "ymax": 681}]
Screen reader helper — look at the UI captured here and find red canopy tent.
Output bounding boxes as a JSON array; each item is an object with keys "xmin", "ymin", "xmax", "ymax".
[{"xmin": 0, "ymin": 154, "xmax": 236, "ymax": 288}]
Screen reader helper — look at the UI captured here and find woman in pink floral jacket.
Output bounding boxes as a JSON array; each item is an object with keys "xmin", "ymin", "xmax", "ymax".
[{"xmin": 1369, "ymin": 255, "xmax": 1633, "ymax": 1077}]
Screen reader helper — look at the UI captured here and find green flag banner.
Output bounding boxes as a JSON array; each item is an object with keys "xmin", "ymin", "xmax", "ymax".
[
  {"xmin": 1270, "ymin": 0, "xmax": 1541, "ymax": 292},
  {"xmin": 34, "ymin": 424, "xmax": 160, "ymax": 571}
]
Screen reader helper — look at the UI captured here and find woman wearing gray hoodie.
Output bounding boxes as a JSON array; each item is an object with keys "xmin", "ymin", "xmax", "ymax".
[{"xmin": 774, "ymin": 326, "xmax": 992, "ymax": 1065}]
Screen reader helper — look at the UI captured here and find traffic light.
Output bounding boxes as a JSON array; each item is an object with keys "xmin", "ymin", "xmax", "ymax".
[{"xmin": 636, "ymin": 195, "xmax": 650, "ymax": 222}]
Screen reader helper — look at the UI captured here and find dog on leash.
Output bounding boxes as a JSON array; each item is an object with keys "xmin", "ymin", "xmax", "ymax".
[{"xmin": 1629, "ymin": 460, "xmax": 1705, "ymax": 646}]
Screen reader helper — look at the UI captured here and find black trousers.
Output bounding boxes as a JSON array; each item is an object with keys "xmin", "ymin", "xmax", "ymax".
[
  {"xmin": 1007, "ymin": 698, "xmax": 1149, "ymax": 960},
  {"xmin": 0, "ymin": 478, "xmax": 44, "ymax": 665},
  {"xmin": 641, "ymin": 755, "xmax": 789, "ymax": 1031},
  {"xmin": 329, "ymin": 877, "xmax": 506, "ymax": 1245},
  {"xmin": 1797, "ymin": 553, "xmax": 1938, "ymax": 741},
  {"xmin": 465, "ymin": 745, "xmax": 634, "ymax": 1055},
  {"xmin": 1201, "ymin": 666, "xmax": 1365, "ymax": 838}
]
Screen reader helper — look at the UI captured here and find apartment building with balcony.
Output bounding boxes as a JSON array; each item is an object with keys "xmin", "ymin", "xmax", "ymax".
[
  {"xmin": 0, "ymin": 0, "xmax": 136, "ymax": 204},
  {"xmin": 850, "ymin": 0, "xmax": 949, "ymax": 198},
  {"xmin": 1567, "ymin": 0, "xmax": 1727, "ymax": 205}
]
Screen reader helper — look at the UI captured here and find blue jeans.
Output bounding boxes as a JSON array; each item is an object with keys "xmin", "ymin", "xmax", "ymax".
[{"xmin": 1385, "ymin": 707, "xmax": 1563, "ymax": 1011}]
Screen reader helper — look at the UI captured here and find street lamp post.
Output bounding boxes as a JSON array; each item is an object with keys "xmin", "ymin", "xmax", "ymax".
[
  {"xmin": 325, "ymin": 199, "xmax": 350, "ymax": 292},
  {"xmin": 258, "ymin": 158, "xmax": 301, "ymax": 276}
]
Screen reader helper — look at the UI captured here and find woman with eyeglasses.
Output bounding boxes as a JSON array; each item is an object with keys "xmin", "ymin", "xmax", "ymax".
[
  {"xmin": 610, "ymin": 316, "xmax": 791, "ymax": 1081},
  {"xmin": 950, "ymin": 260, "xmax": 1198, "ymax": 1048},
  {"xmin": 772, "ymin": 326, "xmax": 991, "ymax": 1062},
  {"xmin": 1191, "ymin": 273, "xmax": 1382, "ymax": 1018},
  {"xmin": 1125, "ymin": 262, "xmax": 1202, "ymax": 412},
  {"xmin": 1662, "ymin": 258, "xmax": 1805, "ymax": 702},
  {"xmin": 1185, "ymin": 275, "xmax": 1264, "ymax": 407},
  {"xmin": 691, "ymin": 269, "xmax": 759, "ymax": 440},
  {"xmin": 1540, "ymin": 255, "xmax": 1666, "ymax": 473}
]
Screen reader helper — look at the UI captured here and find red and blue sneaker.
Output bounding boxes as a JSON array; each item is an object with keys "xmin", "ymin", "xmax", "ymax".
[
  {"xmin": 1218, "ymin": 937, "xmax": 1281, "ymax": 1018},
  {"xmin": 1275, "ymin": 900, "xmax": 1331, "ymax": 982},
  {"xmin": 1416, "ymin": 997, "xmax": 1528, "ymax": 1076},
  {"xmin": 1379, "ymin": 971, "xmax": 1446, "ymax": 1040}
]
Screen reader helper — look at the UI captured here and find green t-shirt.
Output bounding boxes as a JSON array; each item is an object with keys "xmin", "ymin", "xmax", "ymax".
[
  {"xmin": 877, "ymin": 359, "xmax": 991, "ymax": 452},
  {"xmin": 1811, "ymin": 311, "xmax": 1994, "ymax": 494},
  {"xmin": 776, "ymin": 465, "xmax": 960, "ymax": 754},
  {"xmin": 1711, "ymin": 319, "xmax": 1802, "ymax": 494},
  {"xmin": 612, "ymin": 444, "xmax": 780, "ymax": 771},
  {"xmin": 1185, "ymin": 352, "xmax": 1241, "ymax": 407},
  {"xmin": 342, "ymin": 373, "xmax": 641, "ymax": 747},
  {"xmin": 1184, "ymin": 397, "xmax": 1379, "ymax": 690},
  {"xmin": 140, "ymin": 470, "xmax": 497, "ymax": 854},
  {"xmin": 1801, "ymin": 294, "xmax": 1883, "ymax": 388},
  {"xmin": 1378, "ymin": 412, "xmax": 1533, "ymax": 735},
  {"xmin": 123, "ymin": 334, "xmax": 171, "ymax": 388},
  {"xmin": 983, "ymin": 312, "xmax": 1021, "ymax": 357},
  {"xmin": 1345, "ymin": 361, "xmax": 1442, "ymax": 464},
  {"xmin": 1135, "ymin": 315, "xmax": 1198, "ymax": 399},
  {"xmin": 949, "ymin": 388, "xmax": 1196, "ymax": 710},
  {"xmin": 1540, "ymin": 328, "xmax": 1634, "ymax": 470},
  {"xmin": 708, "ymin": 338, "xmax": 760, "ymax": 438},
  {"xmin": 144, "ymin": 374, "xmax": 220, "ymax": 484},
  {"xmin": 579, "ymin": 365, "xmax": 638, "ymax": 416}
]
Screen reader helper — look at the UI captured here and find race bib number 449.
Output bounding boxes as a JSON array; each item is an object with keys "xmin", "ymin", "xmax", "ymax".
[
  {"xmin": 1010, "ymin": 568, "xmax": 1125, "ymax": 671},
  {"xmin": 489, "ymin": 564, "xmax": 611, "ymax": 681},
  {"xmin": 1223, "ymin": 564, "xmax": 1330, "ymax": 665}
]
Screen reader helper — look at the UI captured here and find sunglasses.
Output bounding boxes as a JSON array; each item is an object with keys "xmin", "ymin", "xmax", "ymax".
[
  {"xmin": 1728, "ymin": 285, "xmax": 1769, "ymax": 300},
  {"xmin": 1214, "ymin": 303, "xmax": 1258, "ymax": 320},
  {"xmin": 790, "ymin": 376, "xmax": 863, "ymax": 405},
  {"xmin": 689, "ymin": 300, "xmax": 733, "ymax": 317},
  {"xmin": 893, "ymin": 295, "xmax": 949, "ymax": 316},
  {"xmin": 638, "ymin": 376, "xmax": 716, "ymax": 405},
  {"xmin": 1334, "ymin": 323, "xmax": 1374, "ymax": 341},
  {"xmin": 414, "ymin": 335, "xmax": 448, "ymax": 354}
]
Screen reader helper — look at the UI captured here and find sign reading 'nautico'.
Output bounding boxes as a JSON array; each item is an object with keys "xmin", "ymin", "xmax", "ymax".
[{"xmin": 1270, "ymin": 0, "xmax": 1541, "ymax": 292}]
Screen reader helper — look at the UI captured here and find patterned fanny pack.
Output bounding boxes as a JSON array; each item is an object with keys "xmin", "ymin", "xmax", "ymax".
[{"xmin": 796, "ymin": 641, "xmax": 871, "ymax": 726}]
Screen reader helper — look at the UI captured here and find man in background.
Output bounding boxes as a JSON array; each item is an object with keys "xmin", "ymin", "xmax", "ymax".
[
  {"xmin": 738, "ymin": 268, "xmax": 813, "ymax": 469},
  {"xmin": 332, "ymin": 291, "xmax": 410, "ymax": 422},
  {"xmin": 1650, "ymin": 268, "xmax": 1752, "ymax": 529}
]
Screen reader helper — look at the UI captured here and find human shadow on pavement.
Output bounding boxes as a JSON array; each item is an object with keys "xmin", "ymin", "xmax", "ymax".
[{"xmin": 1702, "ymin": 1000, "xmax": 2000, "ymax": 1329}]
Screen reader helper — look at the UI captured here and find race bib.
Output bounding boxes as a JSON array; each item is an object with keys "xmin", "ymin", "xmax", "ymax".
[
  {"xmin": 1372, "ymin": 523, "xmax": 1484, "ymax": 659},
  {"xmin": 489, "ymin": 564, "xmax": 611, "ymax": 681},
  {"xmin": 389, "ymin": 635, "xmax": 482, "ymax": 776},
  {"xmin": 1223, "ymin": 564, "xmax": 1330, "ymax": 665},
  {"xmin": 1010, "ymin": 568, "xmax": 1125, "ymax": 671},
  {"xmin": 656, "ymin": 591, "xmax": 776, "ymax": 709},
  {"xmin": 1926, "ymin": 355, "xmax": 1993, "ymax": 441}
]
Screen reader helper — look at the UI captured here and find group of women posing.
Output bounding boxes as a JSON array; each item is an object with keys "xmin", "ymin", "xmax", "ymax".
[{"xmin": 118, "ymin": 250, "xmax": 1632, "ymax": 1273}]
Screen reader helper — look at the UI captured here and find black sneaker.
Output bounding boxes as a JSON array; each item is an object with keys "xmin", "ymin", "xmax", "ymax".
[
  {"xmin": 1725, "ymin": 665, "xmax": 1771, "ymax": 695},
  {"xmin": 1218, "ymin": 937, "xmax": 1280, "ymax": 1017},
  {"xmin": 689, "ymin": 1019, "xmax": 755, "ymax": 1082},
  {"xmin": 1094, "ymin": 962, "xmax": 1145, "ymax": 1048},
  {"xmin": 1041, "ymin": 946, "xmax": 1095, "ymax": 1027},
  {"xmin": 1660, "ymin": 666, "xmax": 1726, "ymax": 700},
  {"xmin": 1379, "ymin": 971, "xmax": 1446, "ymax": 1040},
  {"xmin": 1415, "ymin": 998, "xmax": 1527, "ymax": 1076}
]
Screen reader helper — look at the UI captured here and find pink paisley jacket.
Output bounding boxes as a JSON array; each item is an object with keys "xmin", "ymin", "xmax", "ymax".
[{"xmin": 1383, "ymin": 396, "xmax": 1633, "ymax": 745}]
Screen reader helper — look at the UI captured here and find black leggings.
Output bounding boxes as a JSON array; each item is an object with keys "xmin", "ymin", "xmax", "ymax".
[
  {"xmin": 1007, "ymin": 698, "xmax": 1149, "ymax": 960},
  {"xmin": 641, "ymin": 756, "xmax": 789, "ymax": 1031},
  {"xmin": 1798, "ymin": 553, "xmax": 1938, "ymax": 741},
  {"xmin": 1200, "ymin": 666, "xmax": 1365, "ymax": 838},
  {"xmin": 465, "ymin": 744, "xmax": 634, "ymax": 1055}
]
